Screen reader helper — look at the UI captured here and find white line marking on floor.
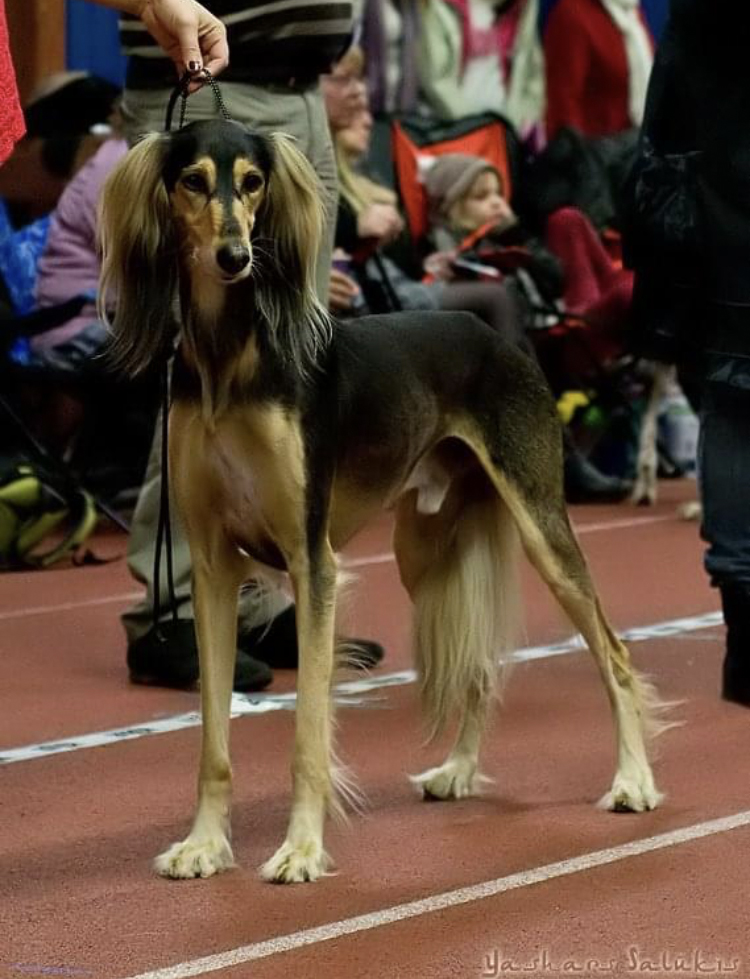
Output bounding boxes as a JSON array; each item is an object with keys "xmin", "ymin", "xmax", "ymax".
[
  {"xmin": 344, "ymin": 515, "xmax": 676, "ymax": 570},
  {"xmin": 573, "ymin": 513, "xmax": 675, "ymax": 534},
  {"xmin": 120, "ymin": 808, "xmax": 750, "ymax": 979},
  {"xmin": 0, "ymin": 592, "xmax": 141, "ymax": 622},
  {"xmin": 0, "ymin": 611, "xmax": 722, "ymax": 766},
  {"xmin": 0, "ymin": 514, "xmax": 679, "ymax": 620}
]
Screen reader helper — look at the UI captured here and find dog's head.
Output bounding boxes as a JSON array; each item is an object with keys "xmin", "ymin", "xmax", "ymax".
[
  {"xmin": 161, "ymin": 120, "xmax": 274, "ymax": 284},
  {"xmin": 99, "ymin": 119, "xmax": 331, "ymax": 377}
]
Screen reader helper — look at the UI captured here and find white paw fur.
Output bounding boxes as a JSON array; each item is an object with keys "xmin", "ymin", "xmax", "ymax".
[
  {"xmin": 260, "ymin": 839, "xmax": 331, "ymax": 884},
  {"xmin": 154, "ymin": 835, "xmax": 235, "ymax": 879},
  {"xmin": 411, "ymin": 758, "xmax": 488, "ymax": 800},
  {"xmin": 598, "ymin": 770, "xmax": 664, "ymax": 813}
]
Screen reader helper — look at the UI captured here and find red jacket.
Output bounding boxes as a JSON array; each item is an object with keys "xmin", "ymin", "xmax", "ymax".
[
  {"xmin": 0, "ymin": 0, "xmax": 24, "ymax": 167},
  {"xmin": 544, "ymin": 0, "xmax": 652, "ymax": 140}
]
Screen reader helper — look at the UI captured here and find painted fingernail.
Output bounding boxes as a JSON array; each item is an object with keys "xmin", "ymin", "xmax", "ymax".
[{"xmin": 188, "ymin": 61, "xmax": 202, "ymax": 72}]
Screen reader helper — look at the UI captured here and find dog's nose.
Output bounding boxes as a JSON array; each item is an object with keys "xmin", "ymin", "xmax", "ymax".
[{"xmin": 216, "ymin": 243, "xmax": 250, "ymax": 276}]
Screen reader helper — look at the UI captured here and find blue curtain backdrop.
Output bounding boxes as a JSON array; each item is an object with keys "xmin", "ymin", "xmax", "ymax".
[
  {"xmin": 538, "ymin": 0, "xmax": 668, "ymax": 37},
  {"xmin": 66, "ymin": 0, "xmax": 126, "ymax": 87},
  {"xmin": 65, "ymin": 0, "xmax": 671, "ymax": 83}
]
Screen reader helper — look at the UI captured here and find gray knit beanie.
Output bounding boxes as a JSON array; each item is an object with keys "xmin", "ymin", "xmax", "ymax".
[{"xmin": 423, "ymin": 154, "xmax": 499, "ymax": 223}]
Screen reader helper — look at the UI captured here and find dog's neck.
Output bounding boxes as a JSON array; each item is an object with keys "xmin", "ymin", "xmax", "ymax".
[
  {"xmin": 178, "ymin": 271, "xmax": 260, "ymax": 423},
  {"xmin": 175, "ymin": 267, "xmax": 304, "ymax": 426}
]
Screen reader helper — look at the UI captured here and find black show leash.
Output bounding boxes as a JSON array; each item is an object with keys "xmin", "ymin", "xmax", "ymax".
[{"xmin": 152, "ymin": 69, "xmax": 230, "ymax": 638}]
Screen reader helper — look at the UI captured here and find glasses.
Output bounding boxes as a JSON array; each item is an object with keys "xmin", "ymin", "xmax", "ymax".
[{"xmin": 322, "ymin": 73, "xmax": 364, "ymax": 90}]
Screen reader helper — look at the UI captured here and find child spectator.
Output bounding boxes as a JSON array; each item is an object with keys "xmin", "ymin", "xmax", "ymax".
[
  {"xmin": 333, "ymin": 107, "xmax": 525, "ymax": 343},
  {"xmin": 424, "ymin": 153, "xmax": 634, "ymax": 369},
  {"xmin": 422, "ymin": 152, "xmax": 563, "ymax": 319},
  {"xmin": 423, "ymin": 151, "xmax": 634, "ymax": 503}
]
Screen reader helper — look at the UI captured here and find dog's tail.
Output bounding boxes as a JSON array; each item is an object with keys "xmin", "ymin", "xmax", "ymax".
[{"xmin": 414, "ymin": 494, "xmax": 521, "ymax": 740}]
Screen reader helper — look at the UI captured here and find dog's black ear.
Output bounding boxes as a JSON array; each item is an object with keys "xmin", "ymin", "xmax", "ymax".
[
  {"xmin": 253, "ymin": 132, "xmax": 332, "ymax": 374},
  {"xmin": 98, "ymin": 133, "xmax": 178, "ymax": 376}
]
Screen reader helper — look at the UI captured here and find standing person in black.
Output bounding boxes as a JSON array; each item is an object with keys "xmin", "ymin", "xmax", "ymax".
[{"xmin": 625, "ymin": 0, "xmax": 750, "ymax": 706}]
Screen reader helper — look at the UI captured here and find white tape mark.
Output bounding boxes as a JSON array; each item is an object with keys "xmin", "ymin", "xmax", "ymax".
[
  {"xmin": 0, "ymin": 513, "xmax": 679, "ymax": 621},
  {"xmin": 0, "ymin": 592, "xmax": 141, "ymax": 622},
  {"xmin": 0, "ymin": 611, "xmax": 721, "ymax": 766},
  {"xmin": 120, "ymin": 809, "xmax": 750, "ymax": 979}
]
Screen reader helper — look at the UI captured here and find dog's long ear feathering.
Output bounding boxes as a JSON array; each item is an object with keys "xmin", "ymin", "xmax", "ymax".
[
  {"xmin": 98, "ymin": 133, "xmax": 177, "ymax": 376},
  {"xmin": 256, "ymin": 132, "xmax": 333, "ymax": 374}
]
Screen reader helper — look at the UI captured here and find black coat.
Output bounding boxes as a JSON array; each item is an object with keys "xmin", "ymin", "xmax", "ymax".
[{"xmin": 625, "ymin": 0, "xmax": 750, "ymax": 361}]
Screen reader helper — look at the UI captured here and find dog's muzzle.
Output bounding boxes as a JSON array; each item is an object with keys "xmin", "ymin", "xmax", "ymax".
[{"xmin": 216, "ymin": 242, "xmax": 251, "ymax": 277}]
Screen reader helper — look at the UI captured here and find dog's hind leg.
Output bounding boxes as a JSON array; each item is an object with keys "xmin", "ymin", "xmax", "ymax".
[
  {"xmin": 496, "ymin": 466, "xmax": 668, "ymax": 812},
  {"xmin": 632, "ymin": 363, "xmax": 674, "ymax": 506},
  {"xmin": 154, "ymin": 537, "xmax": 249, "ymax": 879},
  {"xmin": 261, "ymin": 542, "xmax": 338, "ymax": 883},
  {"xmin": 394, "ymin": 483, "xmax": 520, "ymax": 801}
]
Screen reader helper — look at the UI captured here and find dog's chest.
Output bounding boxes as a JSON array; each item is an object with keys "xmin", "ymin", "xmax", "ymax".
[{"xmin": 201, "ymin": 406, "xmax": 307, "ymax": 567}]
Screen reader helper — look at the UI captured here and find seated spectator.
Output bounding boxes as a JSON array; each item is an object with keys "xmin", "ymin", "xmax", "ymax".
[
  {"xmin": 0, "ymin": 72, "xmax": 121, "ymax": 226},
  {"xmin": 418, "ymin": 0, "xmax": 545, "ymax": 144},
  {"xmin": 31, "ymin": 136, "xmax": 127, "ymax": 373},
  {"xmin": 5, "ymin": 126, "xmax": 155, "ymax": 490},
  {"xmin": 422, "ymin": 151, "xmax": 563, "ymax": 316},
  {"xmin": 424, "ymin": 153, "xmax": 634, "ymax": 370},
  {"xmin": 333, "ymin": 106, "xmax": 527, "ymax": 345},
  {"xmin": 544, "ymin": 0, "xmax": 653, "ymax": 140},
  {"xmin": 422, "ymin": 151, "xmax": 633, "ymax": 502}
]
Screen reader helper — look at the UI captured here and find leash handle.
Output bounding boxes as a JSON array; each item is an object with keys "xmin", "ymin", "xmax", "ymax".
[{"xmin": 164, "ymin": 68, "xmax": 231, "ymax": 132}]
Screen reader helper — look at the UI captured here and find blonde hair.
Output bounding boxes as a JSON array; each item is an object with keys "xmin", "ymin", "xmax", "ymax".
[
  {"xmin": 335, "ymin": 140, "xmax": 397, "ymax": 217},
  {"xmin": 330, "ymin": 44, "xmax": 398, "ymax": 218}
]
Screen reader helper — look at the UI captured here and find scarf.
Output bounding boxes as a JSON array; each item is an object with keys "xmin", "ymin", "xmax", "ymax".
[
  {"xmin": 361, "ymin": 0, "xmax": 420, "ymax": 114},
  {"xmin": 599, "ymin": 0, "xmax": 653, "ymax": 126},
  {"xmin": 445, "ymin": 0, "xmax": 544, "ymax": 135}
]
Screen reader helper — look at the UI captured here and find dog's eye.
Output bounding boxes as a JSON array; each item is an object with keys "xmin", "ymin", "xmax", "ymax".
[
  {"xmin": 242, "ymin": 174, "xmax": 264, "ymax": 195},
  {"xmin": 182, "ymin": 173, "xmax": 209, "ymax": 195}
]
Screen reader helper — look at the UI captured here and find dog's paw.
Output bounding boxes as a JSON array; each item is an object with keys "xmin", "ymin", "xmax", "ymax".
[
  {"xmin": 260, "ymin": 839, "xmax": 330, "ymax": 884},
  {"xmin": 631, "ymin": 478, "xmax": 656, "ymax": 507},
  {"xmin": 411, "ymin": 759, "xmax": 488, "ymax": 801},
  {"xmin": 678, "ymin": 501, "xmax": 702, "ymax": 521},
  {"xmin": 598, "ymin": 771, "xmax": 664, "ymax": 813},
  {"xmin": 154, "ymin": 835, "xmax": 235, "ymax": 879}
]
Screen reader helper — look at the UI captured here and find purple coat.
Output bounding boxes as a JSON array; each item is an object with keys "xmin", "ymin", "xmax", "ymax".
[{"xmin": 33, "ymin": 137, "xmax": 128, "ymax": 351}]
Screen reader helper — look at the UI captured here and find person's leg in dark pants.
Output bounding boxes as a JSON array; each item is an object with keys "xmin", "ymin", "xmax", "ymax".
[{"xmin": 699, "ymin": 370, "xmax": 750, "ymax": 705}]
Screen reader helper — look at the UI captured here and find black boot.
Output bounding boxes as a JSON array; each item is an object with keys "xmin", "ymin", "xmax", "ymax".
[
  {"xmin": 563, "ymin": 448, "xmax": 633, "ymax": 504},
  {"xmin": 720, "ymin": 584, "xmax": 750, "ymax": 707},
  {"xmin": 239, "ymin": 604, "xmax": 384, "ymax": 670},
  {"xmin": 128, "ymin": 619, "xmax": 273, "ymax": 693}
]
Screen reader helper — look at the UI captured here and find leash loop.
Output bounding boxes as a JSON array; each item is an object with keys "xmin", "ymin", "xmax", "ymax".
[{"xmin": 164, "ymin": 68, "xmax": 230, "ymax": 132}]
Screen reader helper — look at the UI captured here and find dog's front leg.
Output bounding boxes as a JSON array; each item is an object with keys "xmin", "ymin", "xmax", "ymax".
[
  {"xmin": 261, "ymin": 545, "xmax": 338, "ymax": 884},
  {"xmin": 155, "ymin": 548, "xmax": 247, "ymax": 879}
]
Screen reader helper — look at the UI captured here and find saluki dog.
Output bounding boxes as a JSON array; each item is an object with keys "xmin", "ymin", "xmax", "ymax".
[{"xmin": 99, "ymin": 119, "xmax": 669, "ymax": 885}]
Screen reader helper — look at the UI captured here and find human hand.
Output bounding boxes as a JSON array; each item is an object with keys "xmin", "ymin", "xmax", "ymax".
[
  {"xmin": 423, "ymin": 250, "xmax": 457, "ymax": 281},
  {"xmin": 357, "ymin": 204, "xmax": 404, "ymax": 246},
  {"xmin": 136, "ymin": 0, "xmax": 229, "ymax": 86},
  {"xmin": 328, "ymin": 267, "xmax": 362, "ymax": 313}
]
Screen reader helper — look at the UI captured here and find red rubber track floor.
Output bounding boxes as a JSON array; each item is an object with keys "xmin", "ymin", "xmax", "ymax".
[{"xmin": 1, "ymin": 478, "xmax": 748, "ymax": 979}]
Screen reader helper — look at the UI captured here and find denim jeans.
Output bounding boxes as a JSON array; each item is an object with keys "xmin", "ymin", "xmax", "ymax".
[{"xmin": 699, "ymin": 352, "xmax": 750, "ymax": 587}]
